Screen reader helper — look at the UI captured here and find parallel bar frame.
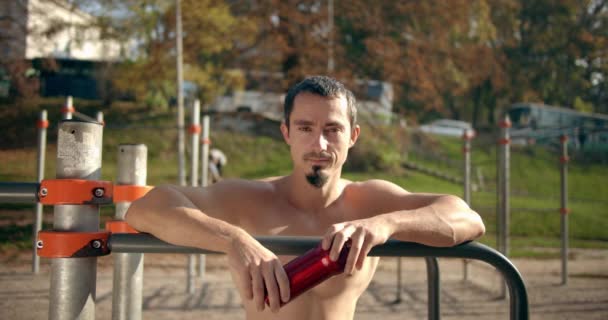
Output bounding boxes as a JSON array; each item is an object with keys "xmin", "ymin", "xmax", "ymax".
[{"xmin": 110, "ymin": 234, "xmax": 528, "ymax": 320}]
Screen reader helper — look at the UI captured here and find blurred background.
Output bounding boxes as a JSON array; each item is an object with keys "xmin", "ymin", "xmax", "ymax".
[{"xmin": 1, "ymin": 0, "xmax": 607, "ymax": 263}]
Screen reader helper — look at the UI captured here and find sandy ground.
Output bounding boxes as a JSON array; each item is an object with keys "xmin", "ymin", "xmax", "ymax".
[{"xmin": 1, "ymin": 247, "xmax": 607, "ymax": 320}]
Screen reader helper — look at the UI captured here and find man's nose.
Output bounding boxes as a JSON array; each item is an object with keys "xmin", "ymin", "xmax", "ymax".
[{"xmin": 311, "ymin": 132, "xmax": 328, "ymax": 151}]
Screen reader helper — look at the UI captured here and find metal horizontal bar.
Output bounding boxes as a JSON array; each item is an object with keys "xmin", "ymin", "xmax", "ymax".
[
  {"xmin": 0, "ymin": 182, "xmax": 39, "ymax": 203},
  {"xmin": 73, "ymin": 111, "xmax": 98, "ymax": 123},
  {"xmin": 110, "ymin": 234, "xmax": 528, "ymax": 319}
]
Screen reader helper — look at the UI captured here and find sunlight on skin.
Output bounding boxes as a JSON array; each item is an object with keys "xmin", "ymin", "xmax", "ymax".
[{"xmin": 269, "ymin": 225, "xmax": 290, "ymax": 234}]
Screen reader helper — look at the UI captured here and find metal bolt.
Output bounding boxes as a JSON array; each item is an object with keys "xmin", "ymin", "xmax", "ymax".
[
  {"xmin": 40, "ymin": 188, "xmax": 48, "ymax": 197},
  {"xmin": 36, "ymin": 240, "xmax": 44, "ymax": 249},
  {"xmin": 91, "ymin": 240, "xmax": 102, "ymax": 249},
  {"xmin": 93, "ymin": 188, "xmax": 104, "ymax": 198}
]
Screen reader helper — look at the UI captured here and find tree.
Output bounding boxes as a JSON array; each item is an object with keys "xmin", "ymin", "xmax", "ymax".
[
  {"xmin": 505, "ymin": 0, "xmax": 608, "ymax": 113},
  {"xmin": 93, "ymin": 0, "xmax": 255, "ymax": 108}
]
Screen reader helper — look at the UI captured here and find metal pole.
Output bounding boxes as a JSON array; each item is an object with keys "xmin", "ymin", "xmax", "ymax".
[
  {"xmin": 112, "ymin": 144, "xmax": 147, "ymax": 320},
  {"xmin": 198, "ymin": 115, "xmax": 210, "ymax": 280},
  {"xmin": 462, "ymin": 128, "xmax": 473, "ymax": 281},
  {"xmin": 498, "ymin": 115, "xmax": 511, "ymax": 298},
  {"xmin": 176, "ymin": 0, "xmax": 186, "ymax": 187},
  {"xmin": 327, "ymin": 0, "xmax": 334, "ymax": 73},
  {"xmin": 200, "ymin": 115, "xmax": 210, "ymax": 188},
  {"xmin": 0, "ymin": 182, "xmax": 39, "ymax": 203},
  {"xmin": 425, "ymin": 257, "xmax": 440, "ymax": 320},
  {"xmin": 49, "ymin": 120, "xmax": 103, "ymax": 320},
  {"xmin": 187, "ymin": 100, "xmax": 201, "ymax": 294},
  {"xmin": 190, "ymin": 101, "xmax": 200, "ymax": 187},
  {"xmin": 496, "ymin": 130, "xmax": 501, "ymax": 254},
  {"xmin": 110, "ymin": 236, "xmax": 530, "ymax": 320},
  {"xmin": 33, "ymin": 110, "xmax": 48, "ymax": 274},
  {"xmin": 559, "ymin": 135, "xmax": 569, "ymax": 285},
  {"xmin": 62, "ymin": 96, "xmax": 73, "ymax": 120},
  {"xmin": 395, "ymin": 258, "xmax": 402, "ymax": 303},
  {"xmin": 96, "ymin": 111, "xmax": 104, "ymax": 126}
]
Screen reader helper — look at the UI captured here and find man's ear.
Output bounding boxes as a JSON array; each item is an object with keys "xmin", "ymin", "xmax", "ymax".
[
  {"xmin": 280, "ymin": 122, "xmax": 291, "ymax": 145},
  {"xmin": 349, "ymin": 124, "xmax": 361, "ymax": 148}
]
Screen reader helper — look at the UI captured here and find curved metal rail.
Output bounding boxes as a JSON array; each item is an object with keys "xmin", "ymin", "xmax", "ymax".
[{"xmin": 111, "ymin": 234, "xmax": 528, "ymax": 320}]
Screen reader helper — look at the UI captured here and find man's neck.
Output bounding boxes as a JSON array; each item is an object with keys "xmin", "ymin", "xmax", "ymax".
[{"xmin": 283, "ymin": 170, "xmax": 344, "ymax": 212}]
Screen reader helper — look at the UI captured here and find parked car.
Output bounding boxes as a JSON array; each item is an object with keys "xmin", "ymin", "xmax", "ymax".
[{"xmin": 419, "ymin": 119, "xmax": 475, "ymax": 137}]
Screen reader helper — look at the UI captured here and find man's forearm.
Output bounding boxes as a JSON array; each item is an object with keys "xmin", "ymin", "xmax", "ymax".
[
  {"xmin": 381, "ymin": 195, "xmax": 485, "ymax": 247},
  {"xmin": 125, "ymin": 185, "xmax": 248, "ymax": 253}
]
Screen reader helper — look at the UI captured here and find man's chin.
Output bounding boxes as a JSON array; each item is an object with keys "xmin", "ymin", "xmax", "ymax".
[
  {"xmin": 305, "ymin": 165, "xmax": 329, "ymax": 188},
  {"xmin": 311, "ymin": 164, "xmax": 326, "ymax": 171}
]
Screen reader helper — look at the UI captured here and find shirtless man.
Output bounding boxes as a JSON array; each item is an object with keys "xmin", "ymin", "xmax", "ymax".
[{"xmin": 125, "ymin": 76, "xmax": 485, "ymax": 320}]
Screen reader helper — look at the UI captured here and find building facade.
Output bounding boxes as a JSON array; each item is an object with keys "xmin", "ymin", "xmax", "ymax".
[{"xmin": 1, "ymin": 0, "xmax": 121, "ymax": 61}]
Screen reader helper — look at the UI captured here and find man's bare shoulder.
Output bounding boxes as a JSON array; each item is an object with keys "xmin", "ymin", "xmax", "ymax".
[
  {"xmin": 207, "ymin": 177, "xmax": 282, "ymax": 196},
  {"xmin": 343, "ymin": 178, "xmax": 410, "ymax": 196},
  {"xmin": 340, "ymin": 179, "xmax": 414, "ymax": 217}
]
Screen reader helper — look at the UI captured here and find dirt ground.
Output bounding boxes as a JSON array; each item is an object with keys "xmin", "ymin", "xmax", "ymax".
[{"xmin": 1, "ymin": 246, "xmax": 607, "ymax": 320}]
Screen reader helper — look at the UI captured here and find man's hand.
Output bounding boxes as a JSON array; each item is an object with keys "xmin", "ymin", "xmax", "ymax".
[
  {"xmin": 321, "ymin": 217, "xmax": 393, "ymax": 274},
  {"xmin": 226, "ymin": 234, "xmax": 290, "ymax": 313}
]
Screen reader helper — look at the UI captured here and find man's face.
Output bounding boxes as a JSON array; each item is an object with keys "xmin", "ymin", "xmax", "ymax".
[{"xmin": 281, "ymin": 92, "xmax": 360, "ymax": 187}]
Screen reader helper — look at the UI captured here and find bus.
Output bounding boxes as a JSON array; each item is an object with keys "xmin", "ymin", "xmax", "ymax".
[{"xmin": 506, "ymin": 103, "xmax": 608, "ymax": 153}]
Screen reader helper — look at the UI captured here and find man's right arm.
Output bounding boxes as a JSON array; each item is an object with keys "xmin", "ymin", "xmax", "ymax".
[
  {"xmin": 125, "ymin": 183, "xmax": 245, "ymax": 253},
  {"xmin": 124, "ymin": 180, "xmax": 290, "ymax": 312}
]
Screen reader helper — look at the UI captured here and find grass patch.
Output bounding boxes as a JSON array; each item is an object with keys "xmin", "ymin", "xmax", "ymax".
[{"xmin": 1, "ymin": 98, "xmax": 607, "ymax": 253}]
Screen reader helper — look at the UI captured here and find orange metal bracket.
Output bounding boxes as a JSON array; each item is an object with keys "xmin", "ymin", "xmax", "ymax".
[
  {"xmin": 37, "ymin": 230, "xmax": 111, "ymax": 258},
  {"xmin": 105, "ymin": 220, "xmax": 139, "ymax": 234},
  {"xmin": 498, "ymin": 138, "xmax": 511, "ymax": 145},
  {"xmin": 499, "ymin": 119, "xmax": 512, "ymax": 128},
  {"xmin": 37, "ymin": 120, "xmax": 49, "ymax": 129},
  {"xmin": 61, "ymin": 106, "xmax": 75, "ymax": 113},
  {"xmin": 113, "ymin": 185, "xmax": 153, "ymax": 203},
  {"xmin": 189, "ymin": 124, "xmax": 202, "ymax": 134},
  {"xmin": 38, "ymin": 179, "xmax": 114, "ymax": 205}
]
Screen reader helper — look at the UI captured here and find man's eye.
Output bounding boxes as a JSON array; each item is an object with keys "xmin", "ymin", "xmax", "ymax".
[
  {"xmin": 326, "ymin": 127, "xmax": 340, "ymax": 133},
  {"xmin": 298, "ymin": 127, "xmax": 312, "ymax": 132}
]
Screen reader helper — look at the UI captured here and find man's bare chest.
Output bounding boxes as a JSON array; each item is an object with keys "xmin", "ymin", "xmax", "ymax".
[
  {"xmin": 239, "ymin": 202, "xmax": 353, "ymax": 237},
  {"xmin": 235, "ymin": 201, "xmax": 378, "ymax": 299}
]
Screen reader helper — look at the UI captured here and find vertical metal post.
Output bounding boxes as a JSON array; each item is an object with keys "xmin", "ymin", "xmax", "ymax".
[
  {"xmin": 327, "ymin": 0, "xmax": 334, "ymax": 73},
  {"xmin": 96, "ymin": 111, "xmax": 104, "ymax": 126},
  {"xmin": 200, "ymin": 115, "xmax": 210, "ymax": 188},
  {"xmin": 496, "ymin": 136, "xmax": 501, "ymax": 252},
  {"xmin": 425, "ymin": 257, "xmax": 440, "ymax": 320},
  {"xmin": 112, "ymin": 144, "xmax": 147, "ymax": 320},
  {"xmin": 32, "ymin": 110, "xmax": 48, "ymax": 274},
  {"xmin": 395, "ymin": 258, "xmax": 402, "ymax": 303},
  {"xmin": 198, "ymin": 115, "xmax": 210, "ymax": 279},
  {"xmin": 462, "ymin": 128, "xmax": 473, "ymax": 281},
  {"xmin": 559, "ymin": 135, "xmax": 569, "ymax": 285},
  {"xmin": 497, "ymin": 115, "xmax": 511, "ymax": 298},
  {"xmin": 187, "ymin": 100, "xmax": 201, "ymax": 293},
  {"xmin": 62, "ymin": 96, "xmax": 74, "ymax": 120},
  {"xmin": 49, "ymin": 120, "xmax": 103, "ymax": 320},
  {"xmin": 190, "ymin": 100, "xmax": 200, "ymax": 187},
  {"xmin": 176, "ymin": 0, "xmax": 186, "ymax": 187}
]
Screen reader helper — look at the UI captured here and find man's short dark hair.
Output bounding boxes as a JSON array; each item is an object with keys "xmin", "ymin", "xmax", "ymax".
[{"xmin": 284, "ymin": 76, "xmax": 357, "ymax": 130}]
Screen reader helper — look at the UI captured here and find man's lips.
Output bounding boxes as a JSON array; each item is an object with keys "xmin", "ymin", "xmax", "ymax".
[{"xmin": 306, "ymin": 158, "xmax": 331, "ymax": 163}]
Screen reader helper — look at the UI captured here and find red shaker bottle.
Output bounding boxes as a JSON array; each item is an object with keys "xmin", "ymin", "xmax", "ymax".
[{"xmin": 265, "ymin": 241, "xmax": 350, "ymax": 307}]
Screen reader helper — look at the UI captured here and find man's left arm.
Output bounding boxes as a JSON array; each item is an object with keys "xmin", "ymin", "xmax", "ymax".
[{"xmin": 322, "ymin": 180, "xmax": 485, "ymax": 275}]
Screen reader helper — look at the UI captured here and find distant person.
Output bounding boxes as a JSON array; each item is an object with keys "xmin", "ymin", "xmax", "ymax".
[
  {"xmin": 578, "ymin": 127, "xmax": 588, "ymax": 149},
  {"xmin": 209, "ymin": 148, "xmax": 227, "ymax": 183}
]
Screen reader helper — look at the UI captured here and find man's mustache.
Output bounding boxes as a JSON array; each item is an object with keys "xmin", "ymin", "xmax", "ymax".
[{"xmin": 303, "ymin": 152, "xmax": 332, "ymax": 160}]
